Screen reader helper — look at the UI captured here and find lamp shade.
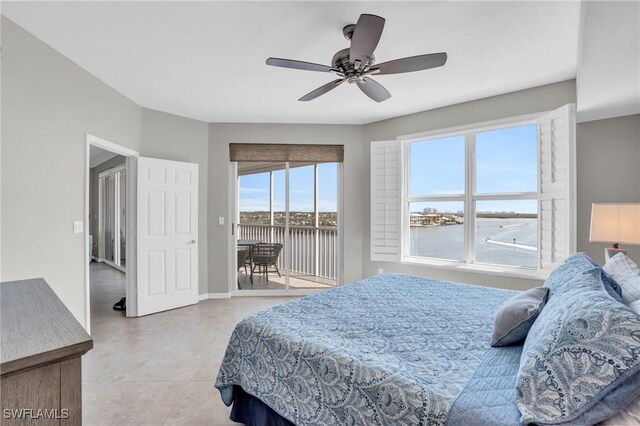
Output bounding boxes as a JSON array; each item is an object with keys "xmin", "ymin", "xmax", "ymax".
[{"xmin": 590, "ymin": 203, "xmax": 640, "ymax": 245}]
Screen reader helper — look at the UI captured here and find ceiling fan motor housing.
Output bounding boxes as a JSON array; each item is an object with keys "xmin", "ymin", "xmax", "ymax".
[{"xmin": 332, "ymin": 48, "xmax": 375, "ymax": 82}]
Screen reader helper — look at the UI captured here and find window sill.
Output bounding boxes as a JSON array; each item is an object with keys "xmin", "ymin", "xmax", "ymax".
[{"xmin": 401, "ymin": 256, "xmax": 546, "ymax": 281}]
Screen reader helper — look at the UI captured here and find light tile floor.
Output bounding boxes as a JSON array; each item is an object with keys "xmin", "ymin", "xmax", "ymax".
[{"xmin": 84, "ymin": 262, "xmax": 294, "ymax": 425}]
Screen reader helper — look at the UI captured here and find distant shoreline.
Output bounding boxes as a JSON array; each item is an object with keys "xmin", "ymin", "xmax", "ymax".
[
  {"xmin": 411, "ymin": 213, "xmax": 536, "ymax": 219},
  {"xmin": 239, "ymin": 211, "xmax": 536, "ymax": 228},
  {"xmin": 476, "ymin": 213, "xmax": 537, "ymax": 219}
]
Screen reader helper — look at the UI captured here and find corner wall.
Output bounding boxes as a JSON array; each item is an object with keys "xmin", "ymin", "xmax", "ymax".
[
  {"xmin": 1, "ymin": 19, "xmax": 212, "ymax": 327},
  {"xmin": 1, "ymin": 17, "xmax": 141, "ymax": 326}
]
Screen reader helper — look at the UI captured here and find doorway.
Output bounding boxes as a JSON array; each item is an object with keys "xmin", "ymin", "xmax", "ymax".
[
  {"xmin": 85, "ymin": 134, "xmax": 139, "ymax": 332},
  {"xmin": 231, "ymin": 159, "xmax": 344, "ymax": 295},
  {"xmin": 85, "ymin": 134, "xmax": 200, "ymax": 332}
]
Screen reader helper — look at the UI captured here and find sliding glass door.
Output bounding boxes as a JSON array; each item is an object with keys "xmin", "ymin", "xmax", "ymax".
[{"xmin": 236, "ymin": 161, "xmax": 340, "ymax": 292}]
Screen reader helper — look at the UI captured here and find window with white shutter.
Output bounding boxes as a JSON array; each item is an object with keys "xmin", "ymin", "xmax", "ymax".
[
  {"xmin": 370, "ymin": 141, "xmax": 401, "ymax": 261},
  {"xmin": 370, "ymin": 104, "xmax": 576, "ymax": 278},
  {"xmin": 537, "ymin": 104, "xmax": 577, "ymax": 276}
]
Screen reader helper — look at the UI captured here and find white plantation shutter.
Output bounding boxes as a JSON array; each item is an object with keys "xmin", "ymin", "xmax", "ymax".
[
  {"xmin": 537, "ymin": 104, "xmax": 577, "ymax": 275},
  {"xmin": 370, "ymin": 141, "xmax": 401, "ymax": 261}
]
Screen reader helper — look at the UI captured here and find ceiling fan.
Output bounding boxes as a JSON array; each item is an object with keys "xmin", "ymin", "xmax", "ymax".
[{"xmin": 266, "ymin": 13, "xmax": 447, "ymax": 103}]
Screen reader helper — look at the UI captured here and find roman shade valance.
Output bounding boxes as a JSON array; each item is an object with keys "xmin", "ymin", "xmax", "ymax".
[{"xmin": 229, "ymin": 144, "xmax": 344, "ymax": 163}]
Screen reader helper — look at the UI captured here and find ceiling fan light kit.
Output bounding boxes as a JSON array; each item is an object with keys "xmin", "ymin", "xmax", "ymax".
[{"xmin": 266, "ymin": 13, "xmax": 448, "ymax": 102}]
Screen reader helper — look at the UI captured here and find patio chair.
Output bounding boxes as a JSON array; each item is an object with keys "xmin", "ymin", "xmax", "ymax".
[
  {"xmin": 251, "ymin": 243, "xmax": 283, "ymax": 282},
  {"xmin": 237, "ymin": 247, "xmax": 250, "ymax": 289},
  {"xmin": 237, "ymin": 243, "xmax": 251, "ymax": 274}
]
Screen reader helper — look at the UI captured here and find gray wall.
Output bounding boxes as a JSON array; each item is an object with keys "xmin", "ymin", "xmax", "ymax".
[
  {"xmin": 140, "ymin": 108, "xmax": 209, "ymax": 295},
  {"xmin": 1, "ymin": 19, "xmax": 212, "ymax": 327},
  {"xmin": 1, "ymin": 17, "xmax": 141, "ymax": 326},
  {"xmin": 89, "ymin": 155, "xmax": 126, "ymax": 258},
  {"xmin": 207, "ymin": 123, "xmax": 364, "ymax": 294},
  {"xmin": 576, "ymin": 114, "xmax": 640, "ymax": 264},
  {"xmin": 361, "ymin": 80, "xmax": 577, "ymax": 290}
]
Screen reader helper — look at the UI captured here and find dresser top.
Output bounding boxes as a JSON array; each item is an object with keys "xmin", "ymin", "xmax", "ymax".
[{"xmin": 1, "ymin": 278, "xmax": 93, "ymax": 375}]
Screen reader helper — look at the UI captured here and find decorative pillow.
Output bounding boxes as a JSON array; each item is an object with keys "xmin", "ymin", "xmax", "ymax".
[
  {"xmin": 516, "ymin": 257, "xmax": 640, "ymax": 425},
  {"xmin": 604, "ymin": 252, "xmax": 640, "ymax": 305},
  {"xmin": 491, "ymin": 287, "xmax": 549, "ymax": 347},
  {"xmin": 544, "ymin": 252, "xmax": 623, "ymax": 301}
]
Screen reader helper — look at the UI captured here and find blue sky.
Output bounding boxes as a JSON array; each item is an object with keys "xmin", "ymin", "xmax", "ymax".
[
  {"xmin": 410, "ymin": 124, "xmax": 537, "ymax": 213},
  {"xmin": 239, "ymin": 163, "xmax": 337, "ymax": 212},
  {"xmin": 239, "ymin": 125, "xmax": 537, "ymax": 214}
]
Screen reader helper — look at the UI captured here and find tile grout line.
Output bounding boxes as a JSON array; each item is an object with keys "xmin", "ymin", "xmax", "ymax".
[{"xmin": 161, "ymin": 379, "xmax": 192, "ymax": 425}]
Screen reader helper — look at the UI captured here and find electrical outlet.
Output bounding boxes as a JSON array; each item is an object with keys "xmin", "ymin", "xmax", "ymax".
[
  {"xmin": 377, "ymin": 268, "xmax": 384, "ymax": 275},
  {"xmin": 218, "ymin": 216, "xmax": 225, "ymax": 225}
]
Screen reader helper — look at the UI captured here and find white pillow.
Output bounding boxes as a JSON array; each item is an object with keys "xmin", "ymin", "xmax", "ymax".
[{"xmin": 603, "ymin": 253, "xmax": 640, "ymax": 304}]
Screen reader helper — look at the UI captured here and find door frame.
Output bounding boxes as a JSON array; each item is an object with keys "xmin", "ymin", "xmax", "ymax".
[
  {"xmin": 227, "ymin": 160, "xmax": 345, "ymax": 296},
  {"xmin": 84, "ymin": 133, "xmax": 139, "ymax": 333}
]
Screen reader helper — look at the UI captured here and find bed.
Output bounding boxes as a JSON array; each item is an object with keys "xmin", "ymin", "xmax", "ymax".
[
  {"xmin": 215, "ymin": 274, "xmax": 518, "ymax": 425},
  {"xmin": 216, "ymin": 263, "xmax": 640, "ymax": 426}
]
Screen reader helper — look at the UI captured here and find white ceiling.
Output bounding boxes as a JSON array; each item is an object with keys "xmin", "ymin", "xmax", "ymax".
[
  {"xmin": 577, "ymin": 1, "xmax": 640, "ymax": 123},
  {"xmin": 3, "ymin": 1, "xmax": 581, "ymax": 125}
]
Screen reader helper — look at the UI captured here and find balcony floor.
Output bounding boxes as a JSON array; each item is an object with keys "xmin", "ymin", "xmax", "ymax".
[{"xmin": 237, "ymin": 269, "xmax": 336, "ymax": 290}]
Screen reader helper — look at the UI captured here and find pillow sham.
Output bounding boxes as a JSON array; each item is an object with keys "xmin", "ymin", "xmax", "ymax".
[
  {"xmin": 604, "ymin": 252, "xmax": 640, "ymax": 304},
  {"xmin": 491, "ymin": 287, "xmax": 549, "ymax": 347},
  {"xmin": 544, "ymin": 252, "xmax": 623, "ymax": 301},
  {"xmin": 516, "ymin": 257, "xmax": 640, "ymax": 425}
]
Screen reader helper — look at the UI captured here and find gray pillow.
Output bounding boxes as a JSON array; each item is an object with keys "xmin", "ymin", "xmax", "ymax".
[{"xmin": 491, "ymin": 286, "xmax": 549, "ymax": 347}]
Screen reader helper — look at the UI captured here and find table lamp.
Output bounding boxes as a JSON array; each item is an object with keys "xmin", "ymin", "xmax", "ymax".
[{"xmin": 590, "ymin": 203, "xmax": 640, "ymax": 261}]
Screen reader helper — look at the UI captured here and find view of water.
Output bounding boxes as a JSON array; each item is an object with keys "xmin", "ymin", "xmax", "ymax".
[{"xmin": 410, "ymin": 218, "xmax": 538, "ymax": 268}]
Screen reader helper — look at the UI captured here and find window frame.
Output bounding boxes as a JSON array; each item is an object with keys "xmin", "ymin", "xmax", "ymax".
[{"xmin": 400, "ymin": 113, "xmax": 541, "ymax": 277}]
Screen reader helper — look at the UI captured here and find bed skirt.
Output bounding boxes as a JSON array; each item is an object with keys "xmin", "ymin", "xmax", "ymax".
[{"xmin": 226, "ymin": 385, "xmax": 295, "ymax": 426}]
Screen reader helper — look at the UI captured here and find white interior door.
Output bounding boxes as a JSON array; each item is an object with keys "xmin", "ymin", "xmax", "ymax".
[{"xmin": 137, "ymin": 157, "xmax": 198, "ymax": 316}]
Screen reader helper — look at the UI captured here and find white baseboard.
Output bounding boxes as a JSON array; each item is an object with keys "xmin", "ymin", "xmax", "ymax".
[
  {"xmin": 231, "ymin": 289, "xmax": 324, "ymax": 297},
  {"xmin": 198, "ymin": 293, "xmax": 231, "ymax": 301}
]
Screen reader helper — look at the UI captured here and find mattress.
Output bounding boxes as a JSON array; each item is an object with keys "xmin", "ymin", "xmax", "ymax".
[{"xmin": 215, "ymin": 273, "xmax": 517, "ymax": 426}]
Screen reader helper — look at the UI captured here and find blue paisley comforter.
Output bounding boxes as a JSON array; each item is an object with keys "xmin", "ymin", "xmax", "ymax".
[{"xmin": 215, "ymin": 273, "xmax": 516, "ymax": 426}]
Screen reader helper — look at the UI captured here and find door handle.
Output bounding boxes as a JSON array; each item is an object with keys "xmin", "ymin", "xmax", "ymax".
[{"xmin": 187, "ymin": 239, "xmax": 196, "ymax": 245}]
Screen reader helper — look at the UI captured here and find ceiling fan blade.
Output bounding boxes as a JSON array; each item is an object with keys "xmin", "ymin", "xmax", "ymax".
[
  {"xmin": 299, "ymin": 79, "xmax": 344, "ymax": 101},
  {"xmin": 266, "ymin": 57, "xmax": 334, "ymax": 73},
  {"xmin": 357, "ymin": 77, "xmax": 391, "ymax": 102},
  {"xmin": 374, "ymin": 52, "xmax": 447, "ymax": 75},
  {"xmin": 350, "ymin": 14, "xmax": 385, "ymax": 66}
]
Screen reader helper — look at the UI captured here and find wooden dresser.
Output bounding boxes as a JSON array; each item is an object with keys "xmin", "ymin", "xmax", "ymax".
[{"xmin": 1, "ymin": 279, "xmax": 93, "ymax": 425}]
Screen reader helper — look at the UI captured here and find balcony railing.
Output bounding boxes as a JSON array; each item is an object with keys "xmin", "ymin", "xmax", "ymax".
[{"xmin": 238, "ymin": 224, "xmax": 338, "ymax": 280}]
